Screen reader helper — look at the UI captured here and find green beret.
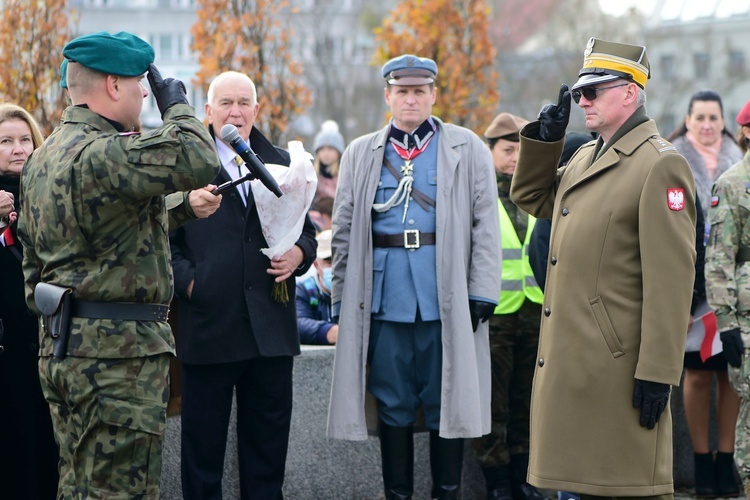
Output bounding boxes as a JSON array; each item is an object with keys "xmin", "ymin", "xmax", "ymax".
[
  {"xmin": 62, "ymin": 31, "xmax": 154, "ymax": 77},
  {"xmin": 59, "ymin": 58, "xmax": 68, "ymax": 89}
]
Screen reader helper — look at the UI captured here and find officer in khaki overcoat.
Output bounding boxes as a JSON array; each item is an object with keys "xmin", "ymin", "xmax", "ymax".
[{"xmin": 511, "ymin": 38, "xmax": 696, "ymax": 498}]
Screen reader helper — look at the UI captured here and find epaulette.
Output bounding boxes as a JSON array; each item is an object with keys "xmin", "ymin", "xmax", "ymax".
[{"xmin": 647, "ymin": 135, "xmax": 678, "ymax": 155}]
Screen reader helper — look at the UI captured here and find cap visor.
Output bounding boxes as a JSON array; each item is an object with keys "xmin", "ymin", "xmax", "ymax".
[
  {"xmin": 571, "ymin": 73, "xmax": 619, "ymax": 91},
  {"xmin": 387, "ymin": 76, "xmax": 434, "ymax": 86}
]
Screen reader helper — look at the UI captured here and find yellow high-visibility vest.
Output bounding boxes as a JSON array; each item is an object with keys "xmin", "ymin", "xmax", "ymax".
[{"xmin": 495, "ymin": 199, "xmax": 543, "ymax": 314}]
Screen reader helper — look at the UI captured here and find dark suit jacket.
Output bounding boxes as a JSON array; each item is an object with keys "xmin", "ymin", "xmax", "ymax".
[{"xmin": 170, "ymin": 126, "xmax": 317, "ymax": 364}]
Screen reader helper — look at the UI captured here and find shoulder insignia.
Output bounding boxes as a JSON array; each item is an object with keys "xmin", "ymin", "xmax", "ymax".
[
  {"xmin": 711, "ymin": 195, "xmax": 720, "ymax": 207},
  {"xmin": 118, "ymin": 131, "xmax": 141, "ymax": 137},
  {"xmin": 648, "ymin": 135, "xmax": 677, "ymax": 154},
  {"xmin": 667, "ymin": 188, "xmax": 685, "ymax": 211}
]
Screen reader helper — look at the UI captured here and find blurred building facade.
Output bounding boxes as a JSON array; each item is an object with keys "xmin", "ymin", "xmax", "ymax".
[
  {"xmin": 63, "ymin": 0, "xmax": 750, "ymax": 142},
  {"xmin": 643, "ymin": 0, "xmax": 750, "ymax": 136},
  {"xmin": 69, "ymin": 0, "xmax": 395, "ymax": 142}
]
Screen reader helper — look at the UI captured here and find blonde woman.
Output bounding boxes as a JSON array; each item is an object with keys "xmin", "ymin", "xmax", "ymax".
[{"xmin": 0, "ymin": 103, "xmax": 59, "ymax": 498}]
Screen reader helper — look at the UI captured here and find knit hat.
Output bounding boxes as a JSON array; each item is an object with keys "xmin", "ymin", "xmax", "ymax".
[
  {"xmin": 313, "ymin": 120, "xmax": 345, "ymax": 155},
  {"xmin": 316, "ymin": 230, "xmax": 332, "ymax": 260}
]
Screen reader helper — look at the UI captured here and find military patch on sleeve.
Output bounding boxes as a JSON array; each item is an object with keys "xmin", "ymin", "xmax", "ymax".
[
  {"xmin": 667, "ymin": 188, "xmax": 685, "ymax": 211},
  {"xmin": 711, "ymin": 195, "xmax": 720, "ymax": 207}
]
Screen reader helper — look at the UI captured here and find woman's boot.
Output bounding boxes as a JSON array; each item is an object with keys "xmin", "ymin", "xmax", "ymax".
[
  {"xmin": 714, "ymin": 451, "xmax": 740, "ymax": 497},
  {"xmin": 694, "ymin": 452, "xmax": 718, "ymax": 498}
]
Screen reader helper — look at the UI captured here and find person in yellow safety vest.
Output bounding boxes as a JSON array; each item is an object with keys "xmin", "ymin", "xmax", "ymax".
[{"xmin": 472, "ymin": 112, "xmax": 545, "ymax": 500}]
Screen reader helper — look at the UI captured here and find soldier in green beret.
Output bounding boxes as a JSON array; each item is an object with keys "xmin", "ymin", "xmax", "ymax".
[{"xmin": 17, "ymin": 31, "xmax": 222, "ymax": 498}]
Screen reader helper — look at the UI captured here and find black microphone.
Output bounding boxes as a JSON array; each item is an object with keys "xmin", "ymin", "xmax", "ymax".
[{"xmin": 219, "ymin": 124, "xmax": 284, "ymax": 198}]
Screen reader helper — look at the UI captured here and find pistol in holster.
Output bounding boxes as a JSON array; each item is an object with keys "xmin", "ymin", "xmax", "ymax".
[{"xmin": 34, "ymin": 283, "xmax": 73, "ymax": 359}]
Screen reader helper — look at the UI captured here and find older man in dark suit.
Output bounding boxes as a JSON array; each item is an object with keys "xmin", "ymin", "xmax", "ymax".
[{"xmin": 170, "ymin": 70, "xmax": 317, "ymax": 500}]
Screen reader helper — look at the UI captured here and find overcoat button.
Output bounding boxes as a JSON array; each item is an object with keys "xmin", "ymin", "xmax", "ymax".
[
  {"xmin": 562, "ymin": 208, "xmax": 569, "ymax": 216},
  {"xmin": 544, "ymin": 307, "xmax": 551, "ymax": 316},
  {"xmin": 550, "ymin": 256, "xmax": 557, "ymax": 265},
  {"xmin": 538, "ymin": 358, "xmax": 544, "ymax": 367},
  {"xmin": 359, "ymin": 303, "xmax": 364, "ymax": 309}
]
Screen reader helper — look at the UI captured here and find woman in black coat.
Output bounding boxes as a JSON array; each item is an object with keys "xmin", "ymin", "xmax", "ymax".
[{"xmin": 0, "ymin": 103, "xmax": 59, "ymax": 499}]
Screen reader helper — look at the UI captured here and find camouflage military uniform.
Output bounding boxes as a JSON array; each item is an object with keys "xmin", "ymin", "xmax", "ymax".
[
  {"xmin": 473, "ymin": 174, "xmax": 542, "ymax": 467},
  {"xmin": 705, "ymin": 152, "xmax": 750, "ymax": 489},
  {"xmin": 17, "ymin": 103, "xmax": 218, "ymax": 498}
]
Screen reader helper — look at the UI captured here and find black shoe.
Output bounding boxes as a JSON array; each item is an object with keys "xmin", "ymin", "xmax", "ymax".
[
  {"xmin": 510, "ymin": 454, "xmax": 545, "ymax": 500},
  {"xmin": 694, "ymin": 453, "xmax": 719, "ymax": 498},
  {"xmin": 482, "ymin": 465, "xmax": 512, "ymax": 500},
  {"xmin": 714, "ymin": 452, "xmax": 740, "ymax": 498},
  {"xmin": 429, "ymin": 430, "xmax": 464, "ymax": 499},
  {"xmin": 379, "ymin": 422, "xmax": 414, "ymax": 500}
]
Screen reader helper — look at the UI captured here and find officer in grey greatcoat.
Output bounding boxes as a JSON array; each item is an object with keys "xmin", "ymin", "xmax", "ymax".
[{"xmin": 327, "ymin": 54, "xmax": 502, "ymax": 499}]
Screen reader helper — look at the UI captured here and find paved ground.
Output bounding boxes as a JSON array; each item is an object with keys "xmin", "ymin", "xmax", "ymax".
[{"xmin": 674, "ymin": 490, "xmax": 744, "ymax": 500}]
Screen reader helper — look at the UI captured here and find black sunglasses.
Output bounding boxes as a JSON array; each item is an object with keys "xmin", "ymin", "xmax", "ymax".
[{"xmin": 571, "ymin": 83, "xmax": 629, "ymax": 104}]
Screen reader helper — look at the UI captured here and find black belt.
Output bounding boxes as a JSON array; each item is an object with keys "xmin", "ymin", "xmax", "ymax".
[
  {"xmin": 74, "ymin": 301, "xmax": 170, "ymax": 322},
  {"xmin": 373, "ymin": 230, "xmax": 435, "ymax": 249}
]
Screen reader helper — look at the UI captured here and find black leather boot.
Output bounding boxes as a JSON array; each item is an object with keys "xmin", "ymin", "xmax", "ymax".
[
  {"xmin": 694, "ymin": 452, "xmax": 718, "ymax": 498},
  {"xmin": 714, "ymin": 451, "xmax": 740, "ymax": 497},
  {"xmin": 482, "ymin": 465, "xmax": 513, "ymax": 500},
  {"xmin": 379, "ymin": 422, "xmax": 414, "ymax": 500},
  {"xmin": 510, "ymin": 453, "xmax": 545, "ymax": 500},
  {"xmin": 429, "ymin": 430, "xmax": 464, "ymax": 499}
]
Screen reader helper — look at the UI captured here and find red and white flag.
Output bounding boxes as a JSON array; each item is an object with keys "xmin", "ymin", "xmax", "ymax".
[{"xmin": 686, "ymin": 300, "xmax": 721, "ymax": 362}]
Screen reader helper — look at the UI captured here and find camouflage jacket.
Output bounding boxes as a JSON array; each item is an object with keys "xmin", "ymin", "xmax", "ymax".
[
  {"xmin": 706, "ymin": 152, "xmax": 750, "ymax": 337},
  {"xmin": 17, "ymin": 104, "xmax": 219, "ymax": 358}
]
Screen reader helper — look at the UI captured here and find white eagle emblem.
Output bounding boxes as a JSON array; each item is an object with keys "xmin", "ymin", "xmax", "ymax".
[{"xmin": 667, "ymin": 188, "xmax": 685, "ymax": 211}]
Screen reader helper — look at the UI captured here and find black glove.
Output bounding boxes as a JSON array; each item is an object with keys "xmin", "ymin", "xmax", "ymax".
[
  {"xmin": 632, "ymin": 379, "xmax": 671, "ymax": 430},
  {"xmin": 469, "ymin": 300, "xmax": 495, "ymax": 332},
  {"xmin": 537, "ymin": 84, "xmax": 571, "ymax": 142},
  {"xmin": 720, "ymin": 328, "xmax": 744, "ymax": 368},
  {"xmin": 147, "ymin": 63, "xmax": 189, "ymax": 117}
]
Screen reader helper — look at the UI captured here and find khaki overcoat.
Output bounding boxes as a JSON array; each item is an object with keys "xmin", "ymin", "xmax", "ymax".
[
  {"xmin": 327, "ymin": 118, "xmax": 502, "ymax": 440},
  {"xmin": 510, "ymin": 119, "xmax": 696, "ymax": 495}
]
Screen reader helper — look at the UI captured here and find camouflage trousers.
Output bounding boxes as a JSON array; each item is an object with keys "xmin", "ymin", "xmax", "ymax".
[
  {"xmin": 39, "ymin": 354, "xmax": 170, "ymax": 499},
  {"xmin": 472, "ymin": 300, "xmax": 542, "ymax": 467},
  {"xmin": 728, "ymin": 344, "xmax": 750, "ymax": 487}
]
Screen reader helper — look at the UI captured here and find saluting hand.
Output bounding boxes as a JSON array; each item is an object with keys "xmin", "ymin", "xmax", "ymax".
[
  {"xmin": 537, "ymin": 84, "xmax": 571, "ymax": 142},
  {"xmin": 147, "ymin": 63, "xmax": 189, "ymax": 117}
]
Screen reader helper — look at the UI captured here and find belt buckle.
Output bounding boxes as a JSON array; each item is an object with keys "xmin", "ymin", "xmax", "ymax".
[{"xmin": 404, "ymin": 229, "xmax": 420, "ymax": 249}]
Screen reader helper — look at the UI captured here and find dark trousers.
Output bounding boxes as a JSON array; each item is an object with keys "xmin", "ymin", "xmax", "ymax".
[
  {"xmin": 181, "ymin": 356, "xmax": 294, "ymax": 500},
  {"xmin": 473, "ymin": 300, "xmax": 541, "ymax": 467},
  {"xmin": 368, "ymin": 319, "xmax": 443, "ymax": 429}
]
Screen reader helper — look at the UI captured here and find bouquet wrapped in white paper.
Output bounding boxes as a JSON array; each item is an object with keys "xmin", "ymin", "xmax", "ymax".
[{"xmin": 251, "ymin": 140, "xmax": 318, "ymax": 303}]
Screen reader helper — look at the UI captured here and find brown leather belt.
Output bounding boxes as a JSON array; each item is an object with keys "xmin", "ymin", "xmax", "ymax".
[{"xmin": 373, "ymin": 230, "xmax": 435, "ymax": 249}]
